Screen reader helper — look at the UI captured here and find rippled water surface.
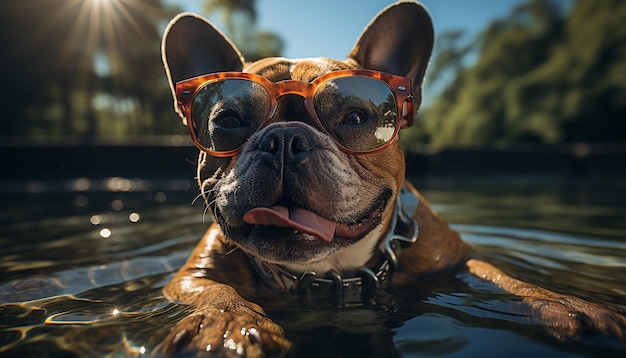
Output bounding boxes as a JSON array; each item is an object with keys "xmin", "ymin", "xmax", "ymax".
[{"xmin": 0, "ymin": 176, "xmax": 625, "ymax": 357}]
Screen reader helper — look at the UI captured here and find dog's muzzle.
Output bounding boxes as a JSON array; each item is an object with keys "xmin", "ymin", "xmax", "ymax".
[{"xmin": 247, "ymin": 186, "xmax": 419, "ymax": 307}]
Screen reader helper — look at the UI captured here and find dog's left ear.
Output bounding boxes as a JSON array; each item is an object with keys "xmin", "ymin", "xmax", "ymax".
[
  {"xmin": 348, "ymin": 1, "xmax": 433, "ymax": 109},
  {"xmin": 162, "ymin": 13, "xmax": 244, "ymax": 124}
]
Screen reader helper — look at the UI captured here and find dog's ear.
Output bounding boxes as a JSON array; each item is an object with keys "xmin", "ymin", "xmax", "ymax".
[
  {"xmin": 348, "ymin": 1, "xmax": 433, "ymax": 109},
  {"xmin": 162, "ymin": 13, "xmax": 244, "ymax": 124}
]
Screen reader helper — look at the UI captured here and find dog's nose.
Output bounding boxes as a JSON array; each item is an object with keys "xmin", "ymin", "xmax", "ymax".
[{"xmin": 257, "ymin": 125, "xmax": 315, "ymax": 170}]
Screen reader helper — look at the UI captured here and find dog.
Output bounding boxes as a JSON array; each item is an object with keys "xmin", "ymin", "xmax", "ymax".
[{"xmin": 159, "ymin": 1, "xmax": 626, "ymax": 356}]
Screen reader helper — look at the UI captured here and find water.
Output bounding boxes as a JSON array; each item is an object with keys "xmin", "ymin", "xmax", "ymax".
[{"xmin": 0, "ymin": 176, "xmax": 625, "ymax": 357}]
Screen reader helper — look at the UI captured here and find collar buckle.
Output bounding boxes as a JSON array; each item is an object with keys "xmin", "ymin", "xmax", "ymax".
[{"xmin": 381, "ymin": 186, "xmax": 419, "ymax": 270}]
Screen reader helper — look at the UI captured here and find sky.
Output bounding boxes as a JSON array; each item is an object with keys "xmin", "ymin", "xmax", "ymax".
[{"xmin": 165, "ymin": 0, "xmax": 526, "ymax": 60}]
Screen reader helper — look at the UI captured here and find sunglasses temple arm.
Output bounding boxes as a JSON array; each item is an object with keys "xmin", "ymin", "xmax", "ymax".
[{"xmin": 400, "ymin": 96, "xmax": 414, "ymax": 128}]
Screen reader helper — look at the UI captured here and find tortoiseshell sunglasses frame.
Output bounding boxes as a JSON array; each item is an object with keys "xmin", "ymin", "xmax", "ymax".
[{"xmin": 175, "ymin": 69, "xmax": 414, "ymax": 157}]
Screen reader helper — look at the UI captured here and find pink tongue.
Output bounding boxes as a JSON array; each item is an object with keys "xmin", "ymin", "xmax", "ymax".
[{"xmin": 243, "ymin": 206, "xmax": 336, "ymax": 243}]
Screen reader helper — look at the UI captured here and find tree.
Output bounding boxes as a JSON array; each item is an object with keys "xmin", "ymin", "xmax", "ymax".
[
  {"xmin": 202, "ymin": 0, "xmax": 283, "ymax": 62},
  {"xmin": 0, "ymin": 0, "xmax": 183, "ymax": 139},
  {"xmin": 204, "ymin": 0, "xmax": 257, "ymax": 46},
  {"xmin": 405, "ymin": 0, "xmax": 626, "ymax": 150},
  {"xmin": 506, "ymin": 0, "xmax": 626, "ymax": 143}
]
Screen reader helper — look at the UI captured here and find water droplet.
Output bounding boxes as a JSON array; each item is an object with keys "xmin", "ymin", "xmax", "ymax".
[
  {"xmin": 111, "ymin": 199, "xmax": 124, "ymax": 211},
  {"xmin": 99, "ymin": 228, "xmax": 112, "ymax": 238},
  {"xmin": 129, "ymin": 212, "xmax": 140, "ymax": 223},
  {"xmin": 90, "ymin": 215, "xmax": 104, "ymax": 225},
  {"xmin": 71, "ymin": 177, "xmax": 91, "ymax": 191}
]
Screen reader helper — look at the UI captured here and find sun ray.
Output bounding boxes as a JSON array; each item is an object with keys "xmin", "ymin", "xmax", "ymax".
[{"xmin": 7, "ymin": 0, "xmax": 171, "ymax": 136}]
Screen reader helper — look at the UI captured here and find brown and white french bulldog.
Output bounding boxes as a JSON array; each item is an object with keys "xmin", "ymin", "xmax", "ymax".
[{"xmin": 159, "ymin": 1, "xmax": 626, "ymax": 356}]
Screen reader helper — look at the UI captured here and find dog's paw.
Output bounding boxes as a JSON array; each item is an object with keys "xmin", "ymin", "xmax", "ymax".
[
  {"xmin": 467, "ymin": 259, "xmax": 626, "ymax": 340},
  {"xmin": 518, "ymin": 293, "xmax": 626, "ymax": 341},
  {"xmin": 160, "ymin": 307, "xmax": 291, "ymax": 357}
]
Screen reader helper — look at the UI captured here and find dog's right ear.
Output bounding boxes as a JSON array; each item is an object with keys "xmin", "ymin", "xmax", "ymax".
[
  {"xmin": 162, "ymin": 13, "xmax": 244, "ymax": 124},
  {"xmin": 348, "ymin": 2, "xmax": 433, "ymax": 112}
]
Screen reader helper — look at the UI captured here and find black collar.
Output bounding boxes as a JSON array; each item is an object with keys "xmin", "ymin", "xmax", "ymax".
[{"xmin": 247, "ymin": 186, "xmax": 419, "ymax": 306}]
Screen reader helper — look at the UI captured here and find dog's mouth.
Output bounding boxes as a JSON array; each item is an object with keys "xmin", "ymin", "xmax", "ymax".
[
  {"xmin": 242, "ymin": 205, "xmax": 382, "ymax": 243},
  {"xmin": 213, "ymin": 191, "xmax": 391, "ymax": 263}
]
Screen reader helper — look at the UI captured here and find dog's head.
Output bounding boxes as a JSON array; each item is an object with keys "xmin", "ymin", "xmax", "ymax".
[{"xmin": 162, "ymin": 1, "xmax": 433, "ymax": 271}]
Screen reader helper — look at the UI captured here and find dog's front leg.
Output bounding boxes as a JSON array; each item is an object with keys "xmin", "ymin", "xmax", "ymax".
[
  {"xmin": 160, "ymin": 225, "xmax": 291, "ymax": 357},
  {"xmin": 467, "ymin": 259, "xmax": 626, "ymax": 341}
]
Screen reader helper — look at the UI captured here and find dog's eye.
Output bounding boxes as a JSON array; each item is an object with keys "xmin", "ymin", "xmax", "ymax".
[
  {"xmin": 341, "ymin": 111, "xmax": 369, "ymax": 125},
  {"xmin": 213, "ymin": 111, "xmax": 246, "ymax": 129}
]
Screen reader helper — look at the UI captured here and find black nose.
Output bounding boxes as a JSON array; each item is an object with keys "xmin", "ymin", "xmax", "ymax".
[{"xmin": 257, "ymin": 124, "xmax": 316, "ymax": 170}]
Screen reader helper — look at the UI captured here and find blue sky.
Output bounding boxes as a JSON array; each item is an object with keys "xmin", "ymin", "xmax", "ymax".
[{"xmin": 165, "ymin": 0, "xmax": 525, "ymax": 60}]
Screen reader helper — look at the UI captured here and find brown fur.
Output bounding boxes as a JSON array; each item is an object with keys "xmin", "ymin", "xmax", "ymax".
[{"xmin": 159, "ymin": 2, "xmax": 626, "ymax": 356}]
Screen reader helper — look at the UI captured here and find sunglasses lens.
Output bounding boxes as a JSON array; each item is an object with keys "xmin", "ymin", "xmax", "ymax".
[
  {"xmin": 191, "ymin": 79, "xmax": 270, "ymax": 153},
  {"xmin": 313, "ymin": 76, "xmax": 398, "ymax": 152}
]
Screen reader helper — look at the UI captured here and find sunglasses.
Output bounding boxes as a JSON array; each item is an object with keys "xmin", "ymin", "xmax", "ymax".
[{"xmin": 175, "ymin": 69, "xmax": 414, "ymax": 157}]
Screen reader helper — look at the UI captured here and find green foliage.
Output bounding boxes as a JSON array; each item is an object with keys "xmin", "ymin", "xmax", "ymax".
[{"xmin": 403, "ymin": 0, "xmax": 626, "ymax": 151}]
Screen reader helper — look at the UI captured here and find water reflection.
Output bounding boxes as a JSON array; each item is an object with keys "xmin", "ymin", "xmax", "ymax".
[
  {"xmin": 111, "ymin": 199, "xmax": 124, "ymax": 211},
  {"xmin": 90, "ymin": 214, "xmax": 105, "ymax": 225},
  {"xmin": 104, "ymin": 177, "xmax": 139, "ymax": 192},
  {"xmin": 99, "ymin": 228, "xmax": 112, "ymax": 239},
  {"xmin": 0, "ymin": 177, "xmax": 624, "ymax": 356},
  {"xmin": 25, "ymin": 180, "xmax": 45, "ymax": 193},
  {"xmin": 71, "ymin": 177, "xmax": 92, "ymax": 191},
  {"xmin": 154, "ymin": 192, "xmax": 167, "ymax": 203},
  {"xmin": 74, "ymin": 194, "xmax": 88, "ymax": 207},
  {"xmin": 129, "ymin": 212, "xmax": 140, "ymax": 223}
]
